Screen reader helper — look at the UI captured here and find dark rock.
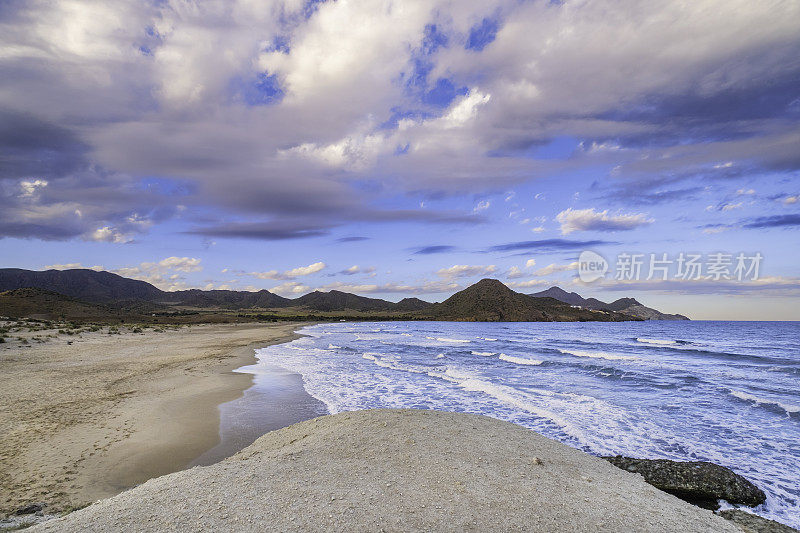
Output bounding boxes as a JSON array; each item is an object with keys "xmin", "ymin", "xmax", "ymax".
[
  {"xmin": 603, "ymin": 456, "xmax": 766, "ymax": 510},
  {"xmin": 14, "ymin": 502, "xmax": 45, "ymax": 515},
  {"xmin": 718, "ymin": 509, "xmax": 799, "ymax": 533}
]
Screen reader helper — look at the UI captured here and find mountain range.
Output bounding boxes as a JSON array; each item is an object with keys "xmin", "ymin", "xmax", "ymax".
[
  {"xmin": 0, "ymin": 268, "xmax": 687, "ymax": 322},
  {"xmin": 530, "ymin": 286, "xmax": 689, "ymax": 320}
]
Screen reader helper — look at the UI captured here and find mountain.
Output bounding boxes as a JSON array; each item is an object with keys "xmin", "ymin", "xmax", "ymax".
[
  {"xmin": 292, "ymin": 290, "xmax": 419, "ymax": 312},
  {"xmin": 0, "ymin": 268, "xmax": 164, "ymax": 304},
  {"xmin": 162, "ymin": 289, "xmax": 291, "ymax": 309},
  {"xmin": 0, "ymin": 268, "xmax": 422, "ymax": 314},
  {"xmin": 393, "ymin": 297, "xmax": 432, "ymax": 312},
  {"xmin": 530, "ymin": 286, "xmax": 689, "ymax": 320},
  {"xmin": 416, "ymin": 279, "xmax": 637, "ymax": 322}
]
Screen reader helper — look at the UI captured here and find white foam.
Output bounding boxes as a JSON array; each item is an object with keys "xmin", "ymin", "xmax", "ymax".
[
  {"xmin": 636, "ymin": 338, "xmax": 676, "ymax": 345},
  {"xmin": 499, "ymin": 353, "xmax": 543, "ymax": 365},
  {"xmin": 478, "ymin": 337, "xmax": 498, "ymax": 341},
  {"xmin": 327, "ymin": 344, "xmax": 341, "ymax": 349},
  {"xmin": 730, "ymin": 390, "xmax": 800, "ymax": 415},
  {"xmin": 427, "ymin": 336, "xmax": 471, "ymax": 343},
  {"xmin": 471, "ymin": 351, "xmax": 497, "ymax": 357},
  {"xmin": 559, "ymin": 349, "xmax": 638, "ymax": 361}
]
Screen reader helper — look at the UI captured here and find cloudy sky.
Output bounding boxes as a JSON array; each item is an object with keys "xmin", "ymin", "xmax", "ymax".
[{"xmin": 2, "ymin": 0, "xmax": 799, "ymax": 319}]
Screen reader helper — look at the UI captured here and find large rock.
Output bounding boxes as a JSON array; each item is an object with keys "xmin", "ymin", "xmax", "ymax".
[
  {"xmin": 603, "ymin": 456, "xmax": 766, "ymax": 510},
  {"xmin": 717, "ymin": 510, "xmax": 798, "ymax": 533}
]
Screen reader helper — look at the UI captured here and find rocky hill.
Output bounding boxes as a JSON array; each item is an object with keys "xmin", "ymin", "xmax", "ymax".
[
  {"xmin": 417, "ymin": 279, "xmax": 637, "ymax": 322},
  {"xmin": 530, "ymin": 286, "xmax": 689, "ymax": 320}
]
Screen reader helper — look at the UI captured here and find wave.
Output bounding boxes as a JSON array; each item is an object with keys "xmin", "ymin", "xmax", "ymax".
[
  {"xmin": 636, "ymin": 338, "xmax": 676, "ymax": 345},
  {"xmin": 471, "ymin": 351, "xmax": 497, "ymax": 357},
  {"xmin": 729, "ymin": 390, "xmax": 800, "ymax": 416},
  {"xmin": 499, "ymin": 353, "xmax": 543, "ymax": 366},
  {"xmin": 427, "ymin": 336, "xmax": 471, "ymax": 343},
  {"xmin": 477, "ymin": 337, "xmax": 498, "ymax": 341},
  {"xmin": 327, "ymin": 344, "xmax": 342, "ymax": 349},
  {"xmin": 558, "ymin": 349, "xmax": 638, "ymax": 361}
]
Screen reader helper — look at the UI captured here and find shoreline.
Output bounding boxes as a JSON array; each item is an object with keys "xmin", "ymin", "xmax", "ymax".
[{"xmin": 0, "ymin": 322, "xmax": 309, "ymax": 515}]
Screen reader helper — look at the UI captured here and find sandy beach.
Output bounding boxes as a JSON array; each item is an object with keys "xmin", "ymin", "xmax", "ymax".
[
  {"xmin": 31, "ymin": 409, "xmax": 739, "ymax": 532},
  {"xmin": 0, "ymin": 322, "xmax": 307, "ymax": 515}
]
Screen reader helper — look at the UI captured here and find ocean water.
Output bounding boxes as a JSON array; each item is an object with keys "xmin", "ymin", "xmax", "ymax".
[{"xmin": 244, "ymin": 321, "xmax": 800, "ymax": 527}]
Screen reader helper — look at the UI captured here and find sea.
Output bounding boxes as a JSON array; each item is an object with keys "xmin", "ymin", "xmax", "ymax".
[{"xmin": 228, "ymin": 321, "xmax": 800, "ymax": 527}]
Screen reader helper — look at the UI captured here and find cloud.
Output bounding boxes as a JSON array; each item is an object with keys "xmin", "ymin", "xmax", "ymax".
[
  {"xmin": 436, "ymin": 264, "xmax": 497, "ymax": 279},
  {"xmin": 597, "ymin": 277, "xmax": 800, "ymax": 297},
  {"xmin": 533, "ymin": 262, "xmax": 579, "ymax": 276},
  {"xmin": 413, "ymin": 245, "xmax": 456, "ymax": 255},
  {"xmin": 251, "ymin": 261, "xmax": 327, "ymax": 280},
  {"xmin": 505, "ymin": 258, "xmax": 537, "ymax": 279},
  {"xmin": 318, "ymin": 280, "xmax": 460, "ymax": 295},
  {"xmin": 556, "ymin": 208, "xmax": 652, "ymax": 234},
  {"xmin": 268, "ymin": 281, "xmax": 312, "ymax": 297},
  {"xmin": 506, "ymin": 279, "xmax": 551, "ymax": 290},
  {"xmin": 488, "ymin": 239, "xmax": 616, "ymax": 253},
  {"xmin": 473, "ymin": 200, "xmax": 491, "ymax": 212},
  {"xmin": 111, "ymin": 256, "xmax": 203, "ymax": 291},
  {"xmin": 0, "ymin": 0, "xmax": 796, "ymax": 245},
  {"xmin": 339, "ymin": 265, "xmax": 376, "ymax": 276},
  {"xmin": 743, "ymin": 214, "xmax": 800, "ymax": 229},
  {"xmin": 336, "ymin": 236, "xmax": 370, "ymax": 242},
  {"xmin": 44, "ymin": 263, "xmax": 104, "ymax": 271}
]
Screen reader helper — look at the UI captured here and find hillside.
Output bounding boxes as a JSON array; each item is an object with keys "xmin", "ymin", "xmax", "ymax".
[
  {"xmin": 416, "ymin": 279, "xmax": 637, "ymax": 322},
  {"xmin": 0, "ymin": 288, "xmax": 128, "ymax": 321},
  {"xmin": 530, "ymin": 286, "xmax": 689, "ymax": 321}
]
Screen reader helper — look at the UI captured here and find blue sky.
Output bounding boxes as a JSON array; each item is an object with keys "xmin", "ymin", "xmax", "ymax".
[{"xmin": 1, "ymin": 0, "xmax": 799, "ymax": 319}]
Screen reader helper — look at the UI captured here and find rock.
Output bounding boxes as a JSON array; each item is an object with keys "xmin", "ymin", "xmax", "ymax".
[
  {"xmin": 603, "ymin": 456, "xmax": 766, "ymax": 510},
  {"xmin": 717, "ymin": 509, "xmax": 799, "ymax": 533},
  {"xmin": 14, "ymin": 502, "xmax": 45, "ymax": 515}
]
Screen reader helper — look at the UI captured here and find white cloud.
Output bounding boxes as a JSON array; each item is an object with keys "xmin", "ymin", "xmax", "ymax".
[
  {"xmin": 340, "ymin": 265, "xmax": 376, "ymax": 276},
  {"xmin": 251, "ymin": 261, "xmax": 327, "ymax": 280},
  {"xmin": 436, "ymin": 264, "xmax": 497, "ymax": 279},
  {"xmin": 736, "ymin": 188, "xmax": 755, "ymax": 195},
  {"xmin": 110, "ymin": 256, "xmax": 203, "ymax": 291},
  {"xmin": 782, "ymin": 196, "xmax": 798, "ymax": 205},
  {"xmin": 88, "ymin": 226, "xmax": 132, "ymax": 243},
  {"xmin": 506, "ymin": 279, "xmax": 550, "ymax": 289},
  {"xmin": 44, "ymin": 263, "xmax": 104, "ymax": 271},
  {"xmin": 556, "ymin": 208, "xmax": 652, "ymax": 234},
  {"xmin": 534, "ymin": 262, "xmax": 579, "ymax": 276},
  {"xmin": 268, "ymin": 281, "xmax": 312, "ymax": 296},
  {"xmin": 525, "ymin": 259, "xmax": 537, "ymax": 268},
  {"xmin": 19, "ymin": 179, "xmax": 48, "ymax": 197},
  {"xmin": 474, "ymin": 200, "xmax": 491, "ymax": 212}
]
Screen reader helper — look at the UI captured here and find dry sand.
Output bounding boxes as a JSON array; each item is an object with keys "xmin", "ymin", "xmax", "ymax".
[
  {"xmin": 32, "ymin": 409, "xmax": 740, "ymax": 532},
  {"xmin": 0, "ymin": 322, "xmax": 305, "ymax": 514}
]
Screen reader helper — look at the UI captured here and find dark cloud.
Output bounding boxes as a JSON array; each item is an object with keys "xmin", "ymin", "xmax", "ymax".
[
  {"xmin": 336, "ymin": 236, "xmax": 370, "ymax": 242},
  {"xmin": 185, "ymin": 220, "xmax": 334, "ymax": 240},
  {"xmin": 743, "ymin": 214, "xmax": 800, "ymax": 229},
  {"xmin": 488, "ymin": 239, "xmax": 616, "ymax": 253},
  {"xmin": 413, "ymin": 245, "xmax": 456, "ymax": 255},
  {"xmin": 0, "ymin": 109, "xmax": 89, "ymax": 180}
]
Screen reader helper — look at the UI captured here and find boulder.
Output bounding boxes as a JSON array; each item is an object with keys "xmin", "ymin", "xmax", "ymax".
[
  {"xmin": 717, "ymin": 510, "xmax": 798, "ymax": 533},
  {"xmin": 603, "ymin": 456, "xmax": 766, "ymax": 510}
]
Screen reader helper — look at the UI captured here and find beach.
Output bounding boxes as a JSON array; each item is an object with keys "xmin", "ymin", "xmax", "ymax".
[
  {"xmin": 31, "ymin": 409, "xmax": 739, "ymax": 532},
  {"xmin": 0, "ymin": 322, "xmax": 307, "ymax": 515}
]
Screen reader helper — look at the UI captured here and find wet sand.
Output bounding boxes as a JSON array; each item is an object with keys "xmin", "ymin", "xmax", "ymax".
[{"xmin": 0, "ymin": 322, "xmax": 307, "ymax": 514}]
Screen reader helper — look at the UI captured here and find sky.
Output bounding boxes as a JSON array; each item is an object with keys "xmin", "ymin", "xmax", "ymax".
[{"xmin": 1, "ymin": 0, "xmax": 799, "ymax": 320}]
